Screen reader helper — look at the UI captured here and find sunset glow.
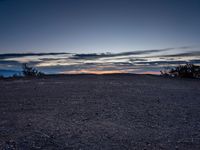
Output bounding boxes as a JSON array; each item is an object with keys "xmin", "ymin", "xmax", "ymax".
[
  {"xmin": 0, "ymin": 0, "xmax": 200, "ymax": 76},
  {"xmin": 61, "ymin": 69, "xmax": 128, "ymax": 75}
]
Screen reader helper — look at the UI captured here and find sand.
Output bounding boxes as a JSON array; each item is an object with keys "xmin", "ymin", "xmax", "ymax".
[{"xmin": 0, "ymin": 74, "xmax": 200, "ymax": 150}]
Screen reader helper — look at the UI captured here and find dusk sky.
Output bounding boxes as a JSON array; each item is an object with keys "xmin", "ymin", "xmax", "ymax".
[
  {"xmin": 0, "ymin": 0, "xmax": 200, "ymax": 53},
  {"xmin": 0, "ymin": 0, "xmax": 200, "ymax": 75}
]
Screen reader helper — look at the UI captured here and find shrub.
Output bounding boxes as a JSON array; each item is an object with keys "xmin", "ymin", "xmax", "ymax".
[
  {"xmin": 160, "ymin": 67, "xmax": 172, "ymax": 77},
  {"xmin": 161, "ymin": 64, "xmax": 200, "ymax": 78},
  {"xmin": 12, "ymin": 73, "xmax": 21, "ymax": 78},
  {"xmin": 22, "ymin": 63, "xmax": 45, "ymax": 77},
  {"xmin": 0, "ymin": 75, "xmax": 4, "ymax": 79}
]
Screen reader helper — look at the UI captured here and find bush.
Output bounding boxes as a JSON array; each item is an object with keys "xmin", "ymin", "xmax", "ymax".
[
  {"xmin": 0, "ymin": 75, "xmax": 4, "ymax": 79},
  {"xmin": 161, "ymin": 64, "xmax": 200, "ymax": 78},
  {"xmin": 12, "ymin": 73, "xmax": 22, "ymax": 78},
  {"xmin": 22, "ymin": 63, "xmax": 45, "ymax": 77}
]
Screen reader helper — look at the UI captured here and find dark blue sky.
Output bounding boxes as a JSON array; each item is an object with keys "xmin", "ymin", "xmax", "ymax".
[{"xmin": 0, "ymin": 0, "xmax": 200, "ymax": 53}]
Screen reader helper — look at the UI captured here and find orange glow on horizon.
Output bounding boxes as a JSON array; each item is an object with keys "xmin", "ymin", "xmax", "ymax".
[
  {"xmin": 60, "ymin": 69, "xmax": 128, "ymax": 75},
  {"xmin": 60, "ymin": 69, "xmax": 160, "ymax": 75}
]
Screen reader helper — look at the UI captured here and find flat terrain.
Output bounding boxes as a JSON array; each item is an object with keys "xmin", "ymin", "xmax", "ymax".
[{"xmin": 0, "ymin": 74, "xmax": 200, "ymax": 150}]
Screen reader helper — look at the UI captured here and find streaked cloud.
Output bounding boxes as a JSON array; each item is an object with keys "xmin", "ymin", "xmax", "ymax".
[
  {"xmin": 0, "ymin": 52, "xmax": 68, "ymax": 59},
  {"xmin": 0, "ymin": 47, "xmax": 200, "ymax": 76}
]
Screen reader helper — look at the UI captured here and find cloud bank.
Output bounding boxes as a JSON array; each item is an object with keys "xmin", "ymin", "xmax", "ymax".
[{"xmin": 0, "ymin": 47, "xmax": 200, "ymax": 76}]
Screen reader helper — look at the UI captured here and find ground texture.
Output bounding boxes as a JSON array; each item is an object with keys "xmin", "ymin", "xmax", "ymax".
[{"xmin": 0, "ymin": 74, "xmax": 200, "ymax": 150}]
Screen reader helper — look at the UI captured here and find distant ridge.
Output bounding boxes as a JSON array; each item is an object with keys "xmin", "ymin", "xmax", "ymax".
[{"xmin": 0, "ymin": 69, "xmax": 21, "ymax": 77}]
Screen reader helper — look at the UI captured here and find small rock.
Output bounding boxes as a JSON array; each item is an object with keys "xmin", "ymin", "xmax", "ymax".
[{"xmin": 27, "ymin": 123, "xmax": 31, "ymax": 127}]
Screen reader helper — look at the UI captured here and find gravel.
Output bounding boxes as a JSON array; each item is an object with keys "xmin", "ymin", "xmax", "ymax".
[{"xmin": 0, "ymin": 74, "xmax": 200, "ymax": 150}]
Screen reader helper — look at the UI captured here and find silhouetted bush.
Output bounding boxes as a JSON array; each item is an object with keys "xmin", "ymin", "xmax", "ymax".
[
  {"xmin": 12, "ymin": 73, "xmax": 21, "ymax": 78},
  {"xmin": 160, "ymin": 67, "xmax": 171, "ymax": 77},
  {"xmin": 22, "ymin": 63, "xmax": 45, "ymax": 77},
  {"xmin": 0, "ymin": 75, "xmax": 4, "ymax": 79},
  {"xmin": 161, "ymin": 64, "xmax": 200, "ymax": 78}
]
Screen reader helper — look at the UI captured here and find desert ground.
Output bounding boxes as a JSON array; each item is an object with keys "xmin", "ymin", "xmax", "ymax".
[{"xmin": 0, "ymin": 74, "xmax": 200, "ymax": 150}]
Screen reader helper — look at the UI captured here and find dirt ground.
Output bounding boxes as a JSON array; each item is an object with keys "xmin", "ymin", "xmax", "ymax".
[{"xmin": 0, "ymin": 74, "xmax": 200, "ymax": 150}]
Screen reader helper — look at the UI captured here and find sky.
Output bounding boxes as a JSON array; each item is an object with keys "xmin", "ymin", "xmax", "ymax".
[
  {"xmin": 0, "ymin": 0, "xmax": 200, "ymax": 75},
  {"xmin": 0, "ymin": 0, "xmax": 200, "ymax": 53}
]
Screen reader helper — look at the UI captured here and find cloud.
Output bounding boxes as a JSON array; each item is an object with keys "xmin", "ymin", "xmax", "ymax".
[
  {"xmin": 134, "ymin": 60, "xmax": 189, "ymax": 66},
  {"xmin": 0, "ymin": 47, "xmax": 200, "ymax": 76},
  {"xmin": 0, "ymin": 52, "xmax": 68, "ymax": 59},
  {"xmin": 157, "ymin": 51, "xmax": 200, "ymax": 57},
  {"xmin": 70, "ymin": 48, "xmax": 173, "ymax": 60}
]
